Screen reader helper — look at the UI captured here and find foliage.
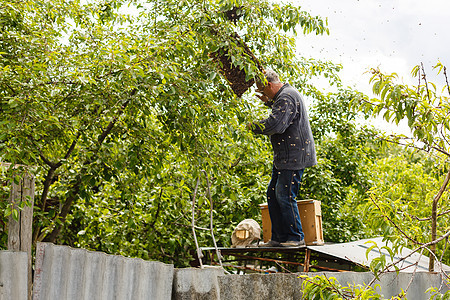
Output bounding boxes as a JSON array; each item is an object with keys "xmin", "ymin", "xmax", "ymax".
[
  {"xmin": 301, "ymin": 89, "xmax": 379, "ymax": 243},
  {"xmin": 427, "ymin": 286, "xmax": 450, "ymax": 300},
  {"xmin": 361, "ymin": 154, "xmax": 450, "ymax": 264},
  {"xmin": 351, "ymin": 63, "xmax": 450, "ymax": 271},
  {"xmin": 300, "ymin": 274, "xmax": 388, "ymax": 300},
  {"xmin": 5, "ymin": 0, "xmax": 443, "ymax": 278},
  {"xmin": 301, "ymin": 256, "xmax": 449, "ymax": 299},
  {"xmin": 0, "ymin": 0, "xmax": 343, "ymax": 265},
  {"xmin": 300, "ymin": 63, "xmax": 450, "ymax": 298}
]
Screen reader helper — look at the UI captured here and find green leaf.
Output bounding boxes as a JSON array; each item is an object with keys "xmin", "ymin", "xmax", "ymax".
[{"xmin": 12, "ymin": 208, "xmax": 19, "ymax": 221}]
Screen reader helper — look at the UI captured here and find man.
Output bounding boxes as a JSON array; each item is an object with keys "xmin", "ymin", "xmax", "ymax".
[{"xmin": 249, "ymin": 69, "xmax": 317, "ymax": 247}]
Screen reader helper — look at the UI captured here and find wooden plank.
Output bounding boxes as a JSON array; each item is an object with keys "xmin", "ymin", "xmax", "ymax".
[
  {"xmin": 303, "ymin": 249, "xmax": 311, "ymax": 272},
  {"xmin": 259, "ymin": 204, "xmax": 271, "ymax": 243},
  {"xmin": 231, "ymin": 253, "xmax": 305, "ymax": 267},
  {"xmin": 6, "ymin": 168, "xmax": 35, "ymax": 300},
  {"xmin": 22, "ymin": 174, "xmax": 35, "ymax": 300},
  {"xmin": 7, "ymin": 177, "xmax": 22, "ymax": 251},
  {"xmin": 20, "ymin": 174, "xmax": 34, "ymax": 251}
]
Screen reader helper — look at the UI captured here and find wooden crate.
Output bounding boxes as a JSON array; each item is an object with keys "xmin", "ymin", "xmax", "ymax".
[
  {"xmin": 259, "ymin": 199, "xmax": 324, "ymax": 245},
  {"xmin": 259, "ymin": 204, "xmax": 272, "ymax": 244}
]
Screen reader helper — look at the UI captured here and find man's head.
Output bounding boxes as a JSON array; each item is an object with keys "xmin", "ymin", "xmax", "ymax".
[{"xmin": 256, "ymin": 69, "xmax": 283, "ymax": 100}]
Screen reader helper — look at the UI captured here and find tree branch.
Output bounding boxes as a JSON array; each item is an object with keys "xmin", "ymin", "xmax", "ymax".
[
  {"xmin": 367, "ymin": 232, "xmax": 450, "ymax": 288},
  {"xmin": 3, "ymin": 82, "xmax": 17, "ymax": 95},
  {"xmin": 444, "ymin": 66, "xmax": 450, "ymax": 97},
  {"xmin": 438, "ymin": 121, "xmax": 450, "ymax": 150},
  {"xmin": 97, "ymin": 91, "xmax": 134, "ymax": 144},
  {"xmin": 149, "ymin": 189, "xmax": 164, "ymax": 228},
  {"xmin": 43, "ymin": 90, "xmax": 135, "ymax": 242},
  {"xmin": 421, "ymin": 62, "xmax": 432, "ymax": 105},
  {"xmin": 405, "ymin": 208, "xmax": 450, "ymax": 221},
  {"xmin": 374, "ymin": 133, "xmax": 449, "ymax": 160},
  {"xmin": 43, "ymin": 174, "xmax": 82, "ymax": 242},
  {"xmin": 368, "ymin": 193, "xmax": 423, "ymax": 245},
  {"xmin": 430, "ymin": 144, "xmax": 450, "ymax": 158},
  {"xmin": 430, "ymin": 168, "xmax": 450, "ymax": 271}
]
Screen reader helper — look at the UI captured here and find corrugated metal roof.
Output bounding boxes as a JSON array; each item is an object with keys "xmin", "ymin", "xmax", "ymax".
[
  {"xmin": 33, "ymin": 242, "xmax": 174, "ymax": 300},
  {"xmin": 201, "ymin": 237, "xmax": 450, "ymax": 273},
  {"xmin": 308, "ymin": 237, "xmax": 450, "ymax": 273},
  {"xmin": 0, "ymin": 250, "xmax": 28, "ymax": 300}
]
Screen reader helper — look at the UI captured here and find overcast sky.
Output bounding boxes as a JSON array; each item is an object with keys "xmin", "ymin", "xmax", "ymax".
[
  {"xmin": 297, "ymin": 0, "xmax": 450, "ymax": 93},
  {"xmin": 295, "ymin": 0, "xmax": 450, "ymax": 133}
]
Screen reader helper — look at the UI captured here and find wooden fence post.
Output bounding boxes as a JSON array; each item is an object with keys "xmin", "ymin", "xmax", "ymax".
[{"xmin": 6, "ymin": 168, "xmax": 35, "ymax": 300}]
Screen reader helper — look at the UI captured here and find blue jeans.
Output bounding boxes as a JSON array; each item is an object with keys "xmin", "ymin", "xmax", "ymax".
[{"xmin": 267, "ymin": 166, "xmax": 304, "ymax": 242}]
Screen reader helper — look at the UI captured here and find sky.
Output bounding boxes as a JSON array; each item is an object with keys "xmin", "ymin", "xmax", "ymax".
[
  {"xmin": 296, "ymin": 0, "xmax": 450, "ymax": 133},
  {"xmin": 298, "ymin": 0, "xmax": 450, "ymax": 91}
]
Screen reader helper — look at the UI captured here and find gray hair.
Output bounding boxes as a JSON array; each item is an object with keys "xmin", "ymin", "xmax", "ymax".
[{"xmin": 264, "ymin": 69, "xmax": 281, "ymax": 83}]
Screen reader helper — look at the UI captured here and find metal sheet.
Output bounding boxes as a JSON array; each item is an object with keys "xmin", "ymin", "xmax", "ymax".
[
  {"xmin": 33, "ymin": 242, "xmax": 174, "ymax": 300},
  {"xmin": 308, "ymin": 237, "xmax": 450, "ymax": 273}
]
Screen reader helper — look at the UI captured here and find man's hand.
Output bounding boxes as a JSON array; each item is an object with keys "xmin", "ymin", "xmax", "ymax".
[{"xmin": 255, "ymin": 91, "xmax": 269, "ymax": 103}]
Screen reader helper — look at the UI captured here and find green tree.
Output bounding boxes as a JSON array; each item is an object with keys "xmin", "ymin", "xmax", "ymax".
[
  {"xmin": 362, "ymin": 152, "xmax": 450, "ymax": 265},
  {"xmin": 301, "ymin": 88, "xmax": 379, "ymax": 243},
  {"xmin": 352, "ymin": 63, "xmax": 450, "ymax": 271},
  {"xmin": 292, "ymin": 63, "xmax": 450, "ymax": 300},
  {"xmin": 1, "ymin": 0, "xmax": 341, "ymax": 265}
]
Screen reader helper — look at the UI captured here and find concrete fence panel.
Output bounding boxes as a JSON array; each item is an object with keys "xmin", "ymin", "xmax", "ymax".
[
  {"xmin": 32, "ymin": 242, "xmax": 174, "ymax": 300},
  {"xmin": 172, "ymin": 266, "xmax": 224, "ymax": 300},
  {"xmin": 218, "ymin": 273, "xmax": 303, "ymax": 300},
  {"xmin": 0, "ymin": 251, "xmax": 28, "ymax": 300},
  {"xmin": 318, "ymin": 271, "xmax": 449, "ymax": 300},
  {"xmin": 217, "ymin": 271, "xmax": 449, "ymax": 300}
]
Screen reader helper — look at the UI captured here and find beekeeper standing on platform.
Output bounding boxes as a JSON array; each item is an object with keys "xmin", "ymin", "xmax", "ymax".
[{"xmin": 249, "ymin": 69, "xmax": 317, "ymax": 247}]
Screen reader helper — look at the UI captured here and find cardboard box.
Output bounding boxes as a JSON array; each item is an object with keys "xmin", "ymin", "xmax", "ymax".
[{"xmin": 259, "ymin": 199, "xmax": 324, "ymax": 245}]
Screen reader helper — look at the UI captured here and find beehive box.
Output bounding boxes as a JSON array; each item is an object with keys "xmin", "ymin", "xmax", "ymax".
[{"xmin": 259, "ymin": 200, "xmax": 324, "ymax": 246}]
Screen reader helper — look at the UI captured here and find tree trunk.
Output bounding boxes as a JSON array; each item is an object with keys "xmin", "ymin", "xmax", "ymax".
[{"xmin": 429, "ymin": 168, "xmax": 450, "ymax": 271}]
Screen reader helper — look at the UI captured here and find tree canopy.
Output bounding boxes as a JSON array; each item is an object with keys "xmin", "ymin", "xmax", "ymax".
[
  {"xmin": 2, "ymin": 1, "xmax": 448, "ymax": 283},
  {"xmin": 302, "ymin": 63, "xmax": 450, "ymax": 298},
  {"xmin": 1, "ymin": 0, "xmax": 341, "ymax": 265}
]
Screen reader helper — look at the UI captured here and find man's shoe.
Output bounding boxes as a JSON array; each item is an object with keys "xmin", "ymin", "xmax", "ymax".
[
  {"xmin": 258, "ymin": 240, "xmax": 282, "ymax": 247},
  {"xmin": 280, "ymin": 239, "xmax": 305, "ymax": 247}
]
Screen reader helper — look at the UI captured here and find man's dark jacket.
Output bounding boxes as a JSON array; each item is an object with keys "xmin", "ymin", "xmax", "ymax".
[{"xmin": 251, "ymin": 83, "xmax": 317, "ymax": 170}]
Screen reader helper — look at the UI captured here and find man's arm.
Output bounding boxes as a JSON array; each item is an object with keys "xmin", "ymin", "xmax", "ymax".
[{"xmin": 250, "ymin": 96, "xmax": 297, "ymax": 135}]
